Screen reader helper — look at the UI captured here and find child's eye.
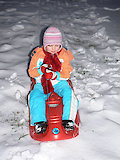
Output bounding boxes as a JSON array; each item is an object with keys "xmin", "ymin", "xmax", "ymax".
[{"xmin": 55, "ymin": 45, "xmax": 60, "ymax": 47}]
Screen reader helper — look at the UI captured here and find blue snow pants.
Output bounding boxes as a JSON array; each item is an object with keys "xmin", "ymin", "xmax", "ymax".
[{"xmin": 29, "ymin": 81, "xmax": 79, "ymax": 125}]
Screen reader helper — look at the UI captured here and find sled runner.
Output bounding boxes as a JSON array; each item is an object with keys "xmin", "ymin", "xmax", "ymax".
[{"xmin": 28, "ymin": 78, "xmax": 80, "ymax": 141}]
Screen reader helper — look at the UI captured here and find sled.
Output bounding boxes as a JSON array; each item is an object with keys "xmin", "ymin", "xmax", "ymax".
[{"xmin": 28, "ymin": 78, "xmax": 80, "ymax": 141}]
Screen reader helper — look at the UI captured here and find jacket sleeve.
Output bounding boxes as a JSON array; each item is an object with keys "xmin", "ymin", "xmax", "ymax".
[
  {"xmin": 28, "ymin": 49, "xmax": 44, "ymax": 78},
  {"xmin": 66, "ymin": 49, "xmax": 74, "ymax": 61},
  {"xmin": 56, "ymin": 53, "xmax": 74, "ymax": 80}
]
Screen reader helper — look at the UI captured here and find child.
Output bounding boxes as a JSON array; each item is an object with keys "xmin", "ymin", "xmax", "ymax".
[{"xmin": 28, "ymin": 26, "xmax": 79, "ymax": 134}]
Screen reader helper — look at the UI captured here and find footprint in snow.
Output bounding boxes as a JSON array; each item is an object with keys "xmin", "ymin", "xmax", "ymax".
[
  {"xmin": 10, "ymin": 72, "xmax": 17, "ymax": 80},
  {"xmin": 6, "ymin": 8, "xmax": 17, "ymax": 12},
  {"xmin": 12, "ymin": 24, "xmax": 24, "ymax": 32},
  {"xmin": 15, "ymin": 90, "xmax": 21, "ymax": 100},
  {"xmin": 0, "ymin": 44, "xmax": 13, "ymax": 52}
]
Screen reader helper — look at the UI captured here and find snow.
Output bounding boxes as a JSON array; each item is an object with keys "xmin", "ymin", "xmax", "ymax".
[{"xmin": 0, "ymin": 0, "xmax": 120, "ymax": 159}]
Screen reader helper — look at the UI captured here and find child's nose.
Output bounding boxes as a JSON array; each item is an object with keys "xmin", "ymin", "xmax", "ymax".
[{"xmin": 52, "ymin": 45, "xmax": 56, "ymax": 50}]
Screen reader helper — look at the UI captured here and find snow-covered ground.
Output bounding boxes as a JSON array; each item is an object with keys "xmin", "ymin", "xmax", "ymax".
[{"xmin": 0, "ymin": 0, "xmax": 120, "ymax": 159}]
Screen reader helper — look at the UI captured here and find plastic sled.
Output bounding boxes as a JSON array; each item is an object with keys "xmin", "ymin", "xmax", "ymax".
[{"xmin": 28, "ymin": 78, "xmax": 80, "ymax": 141}]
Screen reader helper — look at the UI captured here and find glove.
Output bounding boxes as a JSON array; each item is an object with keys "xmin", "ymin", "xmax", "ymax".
[
  {"xmin": 40, "ymin": 64, "xmax": 48, "ymax": 73},
  {"xmin": 44, "ymin": 69, "xmax": 57, "ymax": 80}
]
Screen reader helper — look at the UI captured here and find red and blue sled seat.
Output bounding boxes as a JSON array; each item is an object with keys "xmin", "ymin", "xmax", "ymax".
[{"xmin": 28, "ymin": 78, "xmax": 80, "ymax": 141}]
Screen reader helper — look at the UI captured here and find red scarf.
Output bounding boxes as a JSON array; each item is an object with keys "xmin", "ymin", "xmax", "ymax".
[{"xmin": 41, "ymin": 47, "xmax": 62, "ymax": 94}]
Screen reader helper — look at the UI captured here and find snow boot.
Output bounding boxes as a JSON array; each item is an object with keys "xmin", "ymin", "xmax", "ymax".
[
  {"xmin": 34, "ymin": 121, "xmax": 48, "ymax": 134},
  {"xmin": 62, "ymin": 120, "xmax": 75, "ymax": 131}
]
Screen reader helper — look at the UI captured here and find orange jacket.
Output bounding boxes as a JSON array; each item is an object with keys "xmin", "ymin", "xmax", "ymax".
[{"xmin": 28, "ymin": 47, "xmax": 74, "ymax": 82}]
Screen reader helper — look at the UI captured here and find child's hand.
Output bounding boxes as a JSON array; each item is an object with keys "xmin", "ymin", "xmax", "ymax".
[
  {"xmin": 41, "ymin": 64, "xmax": 48, "ymax": 73},
  {"xmin": 45, "ymin": 69, "xmax": 57, "ymax": 80}
]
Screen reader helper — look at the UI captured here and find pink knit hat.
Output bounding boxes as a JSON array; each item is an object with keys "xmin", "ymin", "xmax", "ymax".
[{"xmin": 43, "ymin": 27, "xmax": 62, "ymax": 51}]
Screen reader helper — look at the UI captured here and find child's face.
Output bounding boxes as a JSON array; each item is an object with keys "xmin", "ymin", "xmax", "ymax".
[{"xmin": 46, "ymin": 45, "xmax": 60, "ymax": 54}]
